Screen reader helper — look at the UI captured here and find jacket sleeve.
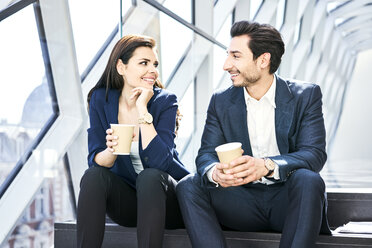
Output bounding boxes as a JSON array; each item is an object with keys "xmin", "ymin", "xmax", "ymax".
[
  {"xmin": 87, "ymin": 91, "xmax": 107, "ymax": 167},
  {"xmin": 270, "ymin": 84, "xmax": 327, "ymax": 181},
  {"xmin": 139, "ymin": 94, "xmax": 188, "ymax": 176},
  {"xmin": 195, "ymin": 93, "xmax": 226, "ymax": 183}
]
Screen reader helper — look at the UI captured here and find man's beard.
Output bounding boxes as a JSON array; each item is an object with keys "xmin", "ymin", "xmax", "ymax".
[{"xmin": 233, "ymin": 72, "xmax": 261, "ymax": 87}]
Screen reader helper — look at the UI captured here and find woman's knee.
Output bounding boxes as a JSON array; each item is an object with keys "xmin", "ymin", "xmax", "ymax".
[
  {"xmin": 136, "ymin": 168, "xmax": 166, "ymax": 191},
  {"xmin": 80, "ymin": 166, "xmax": 110, "ymax": 189}
]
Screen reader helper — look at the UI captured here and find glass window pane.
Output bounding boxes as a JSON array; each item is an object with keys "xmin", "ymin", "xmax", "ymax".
[
  {"xmin": 0, "ymin": 4, "xmax": 54, "ymax": 186},
  {"xmin": 176, "ymin": 80, "xmax": 196, "ymax": 172},
  {"xmin": 250, "ymin": 0, "xmax": 263, "ymax": 20},
  {"xmin": 161, "ymin": 0, "xmax": 192, "ymax": 23},
  {"xmin": 276, "ymin": 0, "xmax": 286, "ymax": 30},
  {"xmin": 214, "ymin": 14, "xmax": 231, "ymax": 89},
  {"xmin": 121, "ymin": 0, "xmax": 133, "ymax": 16},
  {"xmin": 3, "ymin": 158, "xmax": 74, "ymax": 247},
  {"xmin": 293, "ymin": 17, "xmax": 302, "ymax": 46},
  {"xmin": 177, "ymin": 81, "xmax": 194, "ymax": 149},
  {"xmin": 327, "ymin": 1, "xmax": 343, "ymax": 13},
  {"xmin": 68, "ymin": 0, "xmax": 120, "ymax": 74},
  {"xmin": 158, "ymin": 9, "xmax": 193, "ymax": 84},
  {"xmin": 215, "ymin": 13, "xmax": 231, "ymax": 47}
]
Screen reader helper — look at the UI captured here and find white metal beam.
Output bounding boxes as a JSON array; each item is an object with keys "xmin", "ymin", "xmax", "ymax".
[
  {"xmin": 331, "ymin": 0, "xmax": 372, "ymax": 18},
  {"xmin": 254, "ymin": 0, "xmax": 279, "ymax": 24},
  {"xmin": 0, "ymin": 0, "xmax": 85, "ymax": 243},
  {"xmin": 194, "ymin": 0, "xmax": 214, "ymax": 156}
]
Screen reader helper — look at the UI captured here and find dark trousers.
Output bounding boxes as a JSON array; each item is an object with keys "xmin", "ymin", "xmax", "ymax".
[
  {"xmin": 77, "ymin": 166, "xmax": 184, "ymax": 248},
  {"xmin": 176, "ymin": 168, "xmax": 330, "ymax": 248}
]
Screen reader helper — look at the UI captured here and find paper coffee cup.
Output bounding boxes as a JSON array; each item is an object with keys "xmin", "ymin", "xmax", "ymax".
[
  {"xmin": 110, "ymin": 124, "xmax": 135, "ymax": 155},
  {"xmin": 215, "ymin": 142, "xmax": 243, "ymax": 173}
]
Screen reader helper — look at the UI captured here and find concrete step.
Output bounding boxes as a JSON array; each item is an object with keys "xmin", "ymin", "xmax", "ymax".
[
  {"xmin": 55, "ymin": 191, "xmax": 372, "ymax": 247},
  {"xmin": 54, "ymin": 222, "xmax": 372, "ymax": 248}
]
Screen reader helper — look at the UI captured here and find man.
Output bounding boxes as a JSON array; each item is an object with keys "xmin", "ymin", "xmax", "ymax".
[{"xmin": 176, "ymin": 21, "xmax": 330, "ymax": 248}]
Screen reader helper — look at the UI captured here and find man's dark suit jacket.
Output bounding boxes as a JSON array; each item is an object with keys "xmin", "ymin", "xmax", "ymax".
[
  {"xmin": 87, "ymin": 87, "xmax": 189, "ymax": 188},
  {"xmin": 196, "ymin": 75, "xmax": 327, "ymax": 185}
]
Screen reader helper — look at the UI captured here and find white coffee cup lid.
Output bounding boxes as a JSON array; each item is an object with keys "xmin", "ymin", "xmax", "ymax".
[{"xmin": 215, "ymin": 142, "xmax": 242, "ymax": 152}]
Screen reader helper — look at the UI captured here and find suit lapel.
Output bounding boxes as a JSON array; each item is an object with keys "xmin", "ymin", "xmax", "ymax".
[
  {"xmin": 227, "ymin": 87, "xmax": 252, "ymax": 156},
  {"xmin": 275, "ymin": 75, "xmax": 294, "ymax": 154},
  {"xmin": 104, "ymin": 89, "xmax": 120, "ymax": 125}
]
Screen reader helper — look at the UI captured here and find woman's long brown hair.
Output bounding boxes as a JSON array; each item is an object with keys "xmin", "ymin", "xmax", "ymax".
[{"xmin": 87, "ymin": 34, "xmax": 181, "ymax": 133}]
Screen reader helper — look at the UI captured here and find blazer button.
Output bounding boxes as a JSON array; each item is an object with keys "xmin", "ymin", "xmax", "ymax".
[{"xmin": 144, "ymin": 157, "xmax": 149, "ymax": 162}]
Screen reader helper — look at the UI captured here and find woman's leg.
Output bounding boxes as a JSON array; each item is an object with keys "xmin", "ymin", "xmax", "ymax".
[
  {"xmin": 77, "ymin": 166, "xmax": 137, "ymax": 248},
  {"xmin": 136, "ymin": 168, "xmax": 184, "ymax": 248}
]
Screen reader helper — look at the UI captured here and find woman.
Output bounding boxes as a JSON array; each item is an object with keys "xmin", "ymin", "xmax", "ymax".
[{"xmin": 77, "ymin": 35, "xmax": 190, "ymax": 248}]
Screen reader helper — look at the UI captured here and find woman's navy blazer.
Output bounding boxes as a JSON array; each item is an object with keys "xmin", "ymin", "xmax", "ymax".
[{"xmin": 87, "ymin": 87, "xmax": 189, "ymax": 188}]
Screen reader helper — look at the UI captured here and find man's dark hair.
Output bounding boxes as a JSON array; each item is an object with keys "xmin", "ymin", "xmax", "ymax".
[{"xmin": 230, "ymin": 21, "xmax": 285, "ymax": 74}]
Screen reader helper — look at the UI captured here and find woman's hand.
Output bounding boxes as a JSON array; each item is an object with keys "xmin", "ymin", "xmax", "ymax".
[
  {"xmin": 105, "ymin": 128, "xmax": 117, "ymax": 153},
  {"xmin": 130, "ymin": 87, "xmax": 154, "ymax": 111},
  {"xmin": 106, "ymin": 128, "xmax": 136, "ymax": 153}
]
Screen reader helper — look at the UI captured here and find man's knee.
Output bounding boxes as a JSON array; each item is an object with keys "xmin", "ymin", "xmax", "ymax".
[
  {"xmin": 176, "ymin": 174, "xmax": 203, "ymax": 198},
  {"xmin": 289, "ymin": 168, "xmax": 325, "ymax": 193}
]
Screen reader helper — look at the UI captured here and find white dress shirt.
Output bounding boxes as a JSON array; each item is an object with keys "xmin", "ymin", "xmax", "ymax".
[{"xmin": 207, "ymin": 76, "xmax": 281, "ymax": 185}]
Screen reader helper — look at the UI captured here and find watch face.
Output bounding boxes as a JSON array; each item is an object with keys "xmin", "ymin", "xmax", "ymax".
[
  {"xmin": 144, "ymin": 113, "xmax": 153, "ymax": 123},
  {"xmin": 265, "ymin": 159, "xmax": 276, "ymax": 170}
]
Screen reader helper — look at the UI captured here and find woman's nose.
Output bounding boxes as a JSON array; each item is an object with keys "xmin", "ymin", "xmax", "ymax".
[{"xmin": 148, "ymin": 64, "xmax": 158, "ymax": 74}]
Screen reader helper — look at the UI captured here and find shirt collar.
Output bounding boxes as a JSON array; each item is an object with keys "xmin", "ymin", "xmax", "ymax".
[{"xmin": 244, "ymin": 75, "xmax": 276, "ymax": 108}]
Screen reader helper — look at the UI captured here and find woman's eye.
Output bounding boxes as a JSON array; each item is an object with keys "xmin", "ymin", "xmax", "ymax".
[
  {"xmin": 154, "ymin": 63, "xmax": 159, "ymax": 68},
  {"xmin": 140, "ymin": 61, "xmax": 148, "ymax": 65}
]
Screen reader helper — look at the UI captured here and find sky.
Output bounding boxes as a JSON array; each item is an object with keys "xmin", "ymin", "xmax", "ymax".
[{"xmin": 0, "ymin": 6, "xmax": 44, "ymax": 124}]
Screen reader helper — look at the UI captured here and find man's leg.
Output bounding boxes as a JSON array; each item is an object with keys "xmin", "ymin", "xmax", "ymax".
[
  {"xmin": 176, "ymin": 174, "xmax": 270, "ymax": 247},
  {"xmin": 176, "ymin": 174, "xmax": 228, "ymax": 248},
  {"xmin": 269, "ymin": 169, "xmax": 327, "ymax": 248},
  {"xmin": 209, "ymin": 183, "xmax": 271, "ymax": 232}
]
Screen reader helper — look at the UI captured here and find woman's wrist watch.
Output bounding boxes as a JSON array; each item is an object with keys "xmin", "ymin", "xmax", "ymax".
[{"xmin": 138, "ymin": 112, "xmax": 153, "ymax": 124}]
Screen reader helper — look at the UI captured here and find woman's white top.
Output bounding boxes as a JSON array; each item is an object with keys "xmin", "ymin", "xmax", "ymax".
[{"xmin": 130, "ymin": 141, "xmax": 144, "ymax": 174}]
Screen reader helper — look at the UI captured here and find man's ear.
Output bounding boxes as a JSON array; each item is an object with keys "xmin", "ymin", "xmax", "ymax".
[
  {"xmin": 116, "ymin": 59, "xmax": 125, "ymax": 75},
  {"xmin": 259, "ymin": 52, "xmax": 271, "ymax": 70}
]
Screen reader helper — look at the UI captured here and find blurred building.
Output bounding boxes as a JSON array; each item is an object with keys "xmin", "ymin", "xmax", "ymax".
[{"xmin": 0, "ymin": 81, "xmax": 73, "ymax": 247}]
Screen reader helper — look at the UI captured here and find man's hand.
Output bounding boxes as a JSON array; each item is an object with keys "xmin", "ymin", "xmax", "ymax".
[
  {"xmin": 223, "ymin": 156, "xmax": 269, "ymax": 186},
  {"xmin": 211, "ymin": 163, "xmax": 244, "ymax": 187}
]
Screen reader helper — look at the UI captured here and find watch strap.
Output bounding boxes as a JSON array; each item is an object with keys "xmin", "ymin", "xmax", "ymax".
[{"xmin": 265, "ymin": 169, "xmax": 274, "ymax": 177}]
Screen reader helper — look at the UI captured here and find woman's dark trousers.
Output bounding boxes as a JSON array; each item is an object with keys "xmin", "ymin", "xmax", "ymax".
[{"xmin": 77, "ymin": 166, "xmax": 184, "ymax": 248}]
